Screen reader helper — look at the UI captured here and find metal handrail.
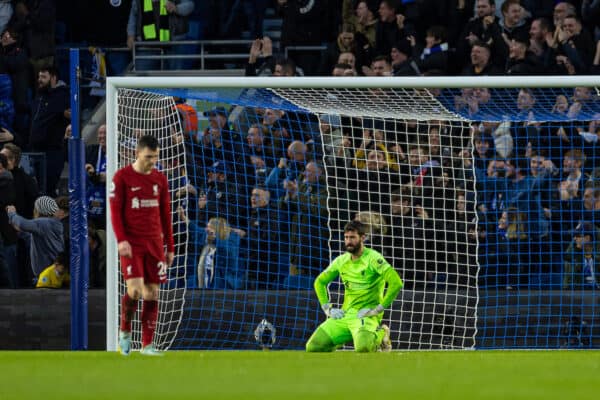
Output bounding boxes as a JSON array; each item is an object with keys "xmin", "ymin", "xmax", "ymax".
[{"xmin": 59, "ymin": 40, "xmax": 328, "ymax": 72}]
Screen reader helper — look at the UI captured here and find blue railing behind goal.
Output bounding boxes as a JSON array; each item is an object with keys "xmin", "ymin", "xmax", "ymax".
[{"xmin": 145, "ymin": 86, "xmax": 600, "ymax": 350}]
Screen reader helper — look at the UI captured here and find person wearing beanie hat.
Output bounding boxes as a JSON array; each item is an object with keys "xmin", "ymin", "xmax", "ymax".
[
  {"xmin": 33, "ymin": 195, "xmax": 59, "ymax": 217},
  {"xmin": 5, "ymin": 196, "xmax": 64, "ymax": 281}
]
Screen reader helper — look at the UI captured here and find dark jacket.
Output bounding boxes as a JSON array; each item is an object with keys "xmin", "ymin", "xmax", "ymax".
[
  {"xmin": 10, "ymin": 165, "xmax": 39, "ymax": 219},
  {"xmin": 0, "ymin": 42, "xmax": 29, "ymax": 110},
  {"xmin": 29, "ymin": 82, "xmax": 69, "ymax": 151},
  {"xmin": 0, "ymin": 170, "xmax": 17, "ymax": 245},
  {"xmin": 9, "ymin": 0, "xmax": 55, "ymax": 60},
  {"xmin": 505, "ymin": 52, "xmax": 544, "ymax": 75}
]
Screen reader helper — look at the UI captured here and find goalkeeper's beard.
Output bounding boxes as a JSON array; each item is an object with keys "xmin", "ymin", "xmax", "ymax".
[{"xmin": 345, "ymin": 242, "xmax": 363, "ymax": 256}]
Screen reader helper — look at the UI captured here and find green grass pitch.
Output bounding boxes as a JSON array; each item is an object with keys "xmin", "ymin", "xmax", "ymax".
[{"xmin": 1, "ymin": 350, "xmax": 598, "ymax": 399}]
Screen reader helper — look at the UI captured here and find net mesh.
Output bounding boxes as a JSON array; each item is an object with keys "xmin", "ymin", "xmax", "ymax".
[{"xmin": 111, "ymin": 84, "xmax": 600, "ymax": 350}]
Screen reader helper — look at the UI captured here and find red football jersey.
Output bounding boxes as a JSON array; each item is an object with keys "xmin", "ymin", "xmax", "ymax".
[{"xmin": 109, "ymin": 164, "xmax": 174, "ymax": 253}]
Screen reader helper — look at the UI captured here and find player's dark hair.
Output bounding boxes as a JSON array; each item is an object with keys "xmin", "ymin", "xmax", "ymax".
[
  {"xmin": 137, "ymin": 135, "xmax": 159, "ymax": 151},
  {"xmin": 344, "ymin": 220, "xmax": 368, "ymax": 236}
]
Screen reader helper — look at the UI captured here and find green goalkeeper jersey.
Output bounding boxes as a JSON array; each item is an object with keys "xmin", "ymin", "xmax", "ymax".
[{"xmin": 314, "ymin": 247, "xmax": 403, "ymax": 311}]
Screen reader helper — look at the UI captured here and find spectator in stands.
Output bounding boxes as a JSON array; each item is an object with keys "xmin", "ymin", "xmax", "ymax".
[
  {"xmin": 456, "ymin": 0, "xmax": 500, "ymax": 71},
  {"xmin": 0, "ymin": 143, "xmax": 38, "ymax": 219},
  {"xmin": 266, "ymin": 140, "xmax": 308, "ymax": 200},
  {"xmin": 9, "ymin": 0, "xmax": 56, "ymax": 81},
  {"xmin": 528, "ymin": 17, "xmax": 552, "ymax": 61},
  {"xmin": 179, "ymin": 203, "xmax": 240, "ymax": 289},
  {"xmin": 390, "ymin": 39, "xmax": 419, "ymax": 76},
  {"xmin": 194, "ymin": 216, "xmax": 243, "ymax": 289},
  {"xmin": 29, "ymin": 66, "xmax": 69, "ymax": 196},
  {"xmin": 363, "ymin": 54, "xmax": 392, "ymax": 76},
  {"xmin": 319, "ymin": 23, "xmax": 371, "ymax": 75},
  {"xmin": 337, "ymin": 52, "xmax": 357, "ymax": 72},
  {"xmin": 563, "ymin": 221, "xmax": 600, "ymax": 289},
  {"xmin": 552, "ymin": 1, "xmax": 576, "ymax": 30},
  {"xmin": 85, "ymin": 124, "xmax": 107, "ymax": 229},
  {"xmin": 354, "ymin": 210, "xmax": 391, "ymax": 259},
  {"xmin": 244, "ymin": 185, "xmax": 285, "ymax": 289},
  {"xmin": 352, "ymin": 148, "xmax": 395, "ymax": 214},
  {"xmin": 343, "ymin": 0, "xmax": 377, "ymax": 48},
  {"xmin": 243, "ymin": 123, "xmax": 281, "ymax": 184},
  {"xmin": 0, "ymin": 1, "xmax": 12, "ymax": 34},
  {"xmin": 375, "ymin": 0, "xmax": 405, "ymax": 57},
  {"xmin": 417, "ymin": 25, "xmax": 449, "ymax": 75},
  {"xmin": 35, "ymin": 250, "xmax": 69, "ymax": 289},
  {"xmin": 197, "ymin": 160, "xmax": 246, "ymax": 229},
  {"xmin": 461, "ymin": 41, "xmax": 501, "ymax": 75},
  {"xmin": 505, "ymin": 32, "xmax": 543, "ymax": 74},
  {"xmin": 332, "ymin": 62, "xmax": 355, "ymax": 76},
  {"xmin": 582, "ymin": 0, "xmax": 600, "ymax": 37},
  {"xmin": 580, "ymin": 182, "xmax": 600, "ymax": 223},
  {"xmin": 0, "ymin": 152, "xmax": 16, "ymax": 288},
  {"xmin": 6, "ymin": 195, "xmax": 63, "ymax": 280},
  {"xmin": 548, "ymin": 14, "xmax": 594, "ymax": 74},
  {"xmin": 496, "ymin": 0, "xmax": 531, "ymax": 56},
  {"xmin": 319, "ymin": 114, "xmax": 344, "ymax": 162},
  {"xmin": 197, "ymin": 106, "xmax": 245, "ymax": 182},
  {"xmin": 353, "ymin": 124, "xmax": 397, "ymax": 171},
  {"xmin": 277, "ymin": 0, "xmax": 335, "ymax": 75},
  {"xmin": 126, "ymin": 0, "xmax": 195, "ymax": 70},
  {"xmin": 559, "ymin": 149, "xmax": 586, "ymax": 202},
  {"xmin": 473, "ymin": 133, "xmax": 493, "ymax": 181},
  {"xmin": 280, "ymin": 161, "xmax": 329, "ymax": 283},
  {"xmin": 246, "ymin": 36, "xmax": 299, "ymax": 77},
  {"xmin": 390, "ymin": 186, "xmax": 434, "ymax": 289},
  {"xmin": 55, "ymin": 195, "xmax": 68, "ymax": 252},
  {"xmin": 174, "ymin": 97, "xmax": 198, "ymax": 141},
  {"xmin": 0, "ymin": 27, "xmax": 28, "ymax": 147},
  {"xmin": 593, "ymin": 40, "xmax": 600, "ymax": 74},
  {"xmin": 87, "ymin": 223, "xmax": 106, "ymax": 289}
]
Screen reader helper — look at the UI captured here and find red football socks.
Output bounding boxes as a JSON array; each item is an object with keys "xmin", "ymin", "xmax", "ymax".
[
  {"xmin": 120, "ymin": 293, "xmax": 138, "ymax": 333},
  {"xmin": 141, "ymin": 300, "xmax": 158, "ymax": 348}
]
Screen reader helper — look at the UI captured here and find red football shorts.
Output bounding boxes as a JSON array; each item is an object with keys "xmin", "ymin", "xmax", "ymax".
[{"xmin": 120, "ymin": 239, "xmax": 167, "ymax": 284}]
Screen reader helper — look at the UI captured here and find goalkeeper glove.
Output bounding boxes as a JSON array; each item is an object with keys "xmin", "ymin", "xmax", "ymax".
[
  {"xmin": 322, "ymin": 303, "xmax": 345, "ymax": 319},
  {"xmin": 357, "ymin": 304, "xmax": 385, "ymax": 318}
]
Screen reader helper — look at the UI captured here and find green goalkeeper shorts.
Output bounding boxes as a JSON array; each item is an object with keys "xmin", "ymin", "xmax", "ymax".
[{"xmin": 319, "ymin": 309, "xmax": 382, "ymax": 345}]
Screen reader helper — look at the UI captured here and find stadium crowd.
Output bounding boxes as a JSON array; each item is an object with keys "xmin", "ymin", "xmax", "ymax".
[{"xmin": 0, "ymin": 0, "xmax": 599, "ymax": 290}]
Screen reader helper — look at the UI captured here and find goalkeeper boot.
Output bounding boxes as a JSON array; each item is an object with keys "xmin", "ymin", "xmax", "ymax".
[
  {"xmin": 379, "ymin": 324, "xmax": 392, "ymax": 352},
  {"xmin": 140, "ymin": 344, "xmax": 164, "ymax": 356},
  {"xmin": 118, "ymin": 331, "xmax": 132, "ymax": 356}
]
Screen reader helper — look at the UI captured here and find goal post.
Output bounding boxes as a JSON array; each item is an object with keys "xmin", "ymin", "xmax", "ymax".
[{"xmin": 106, "ymin": 76, "xmax": 600, "ymax": 351}]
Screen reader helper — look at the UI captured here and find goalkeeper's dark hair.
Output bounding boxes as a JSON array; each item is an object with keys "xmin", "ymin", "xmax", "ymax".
[
  {"xmin": 137, "ymin": 135, "xmax": 159, "ymax": 151},
  {"xmin": 344, "ymin": 220, "xmax": 368, "ymax": 236}
]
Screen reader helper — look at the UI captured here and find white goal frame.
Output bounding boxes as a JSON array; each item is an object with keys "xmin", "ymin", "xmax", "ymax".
[{"xmin": 106, "ymin": 75, "xmax": 600, "ymax": 351}]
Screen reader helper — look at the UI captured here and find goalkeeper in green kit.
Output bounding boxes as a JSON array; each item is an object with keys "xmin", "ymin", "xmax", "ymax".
[{"xmin": 306, "ymin": 221, "xmax": 403, "ymax": 352}]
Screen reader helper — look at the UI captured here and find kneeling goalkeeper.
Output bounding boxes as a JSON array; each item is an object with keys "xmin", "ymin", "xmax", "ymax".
[{"xmin": 306, "ymin": 220, "xmax": 403, "ymax": 352}]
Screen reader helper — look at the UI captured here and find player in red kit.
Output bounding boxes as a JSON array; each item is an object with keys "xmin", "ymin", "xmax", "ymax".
[{"xmin": 109, "ymin": 135, "xmax": 174, "ymax": 356}]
